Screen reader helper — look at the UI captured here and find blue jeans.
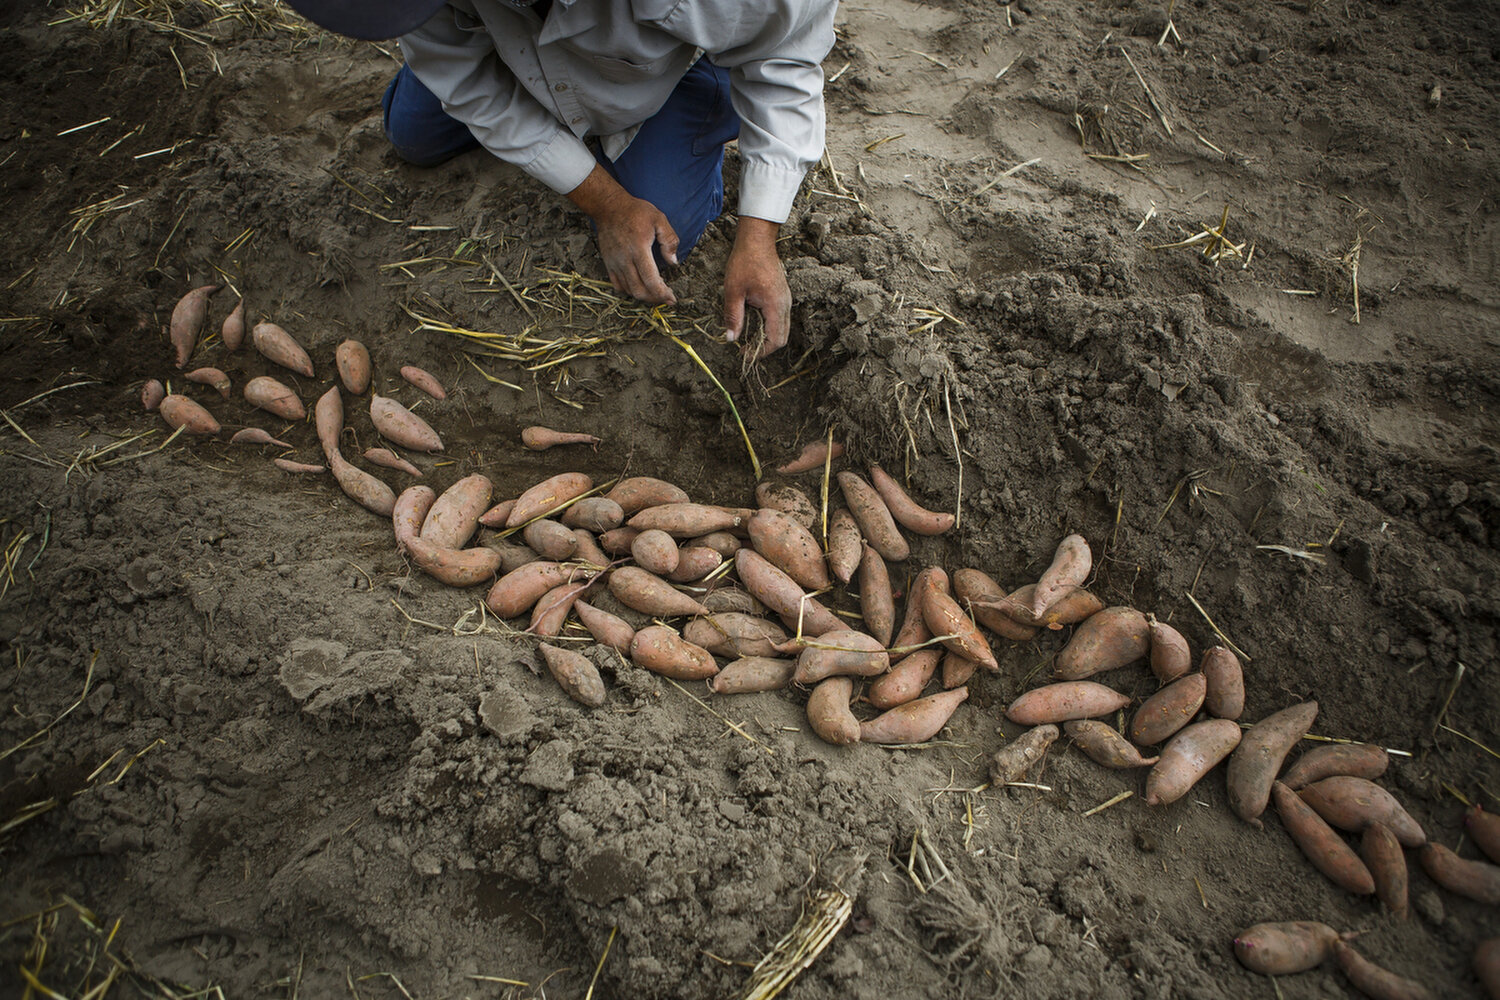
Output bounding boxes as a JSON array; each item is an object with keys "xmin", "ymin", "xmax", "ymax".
[{"xmin": 382, "ymin": 59, "xmax": 741, "ymax": 257}]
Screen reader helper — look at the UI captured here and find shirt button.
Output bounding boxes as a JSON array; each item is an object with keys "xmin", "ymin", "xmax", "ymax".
[
  {"xmin": 571, "ymin": 117, "xmax": 583, "ymax": 124},
  {"xmin": 555, "ymin": 82, "xmax": 568, "ymax": 92}
]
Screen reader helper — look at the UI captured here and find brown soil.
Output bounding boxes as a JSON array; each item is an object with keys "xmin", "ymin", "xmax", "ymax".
[{"xmin": 2, "ymin": 0, "xmax": 1498, "ymax": 997}]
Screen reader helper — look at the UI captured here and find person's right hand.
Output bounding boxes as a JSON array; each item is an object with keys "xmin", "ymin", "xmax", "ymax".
[{"xmin": 567, "ymin": 164, "xmax": 678, "ymax": 305}]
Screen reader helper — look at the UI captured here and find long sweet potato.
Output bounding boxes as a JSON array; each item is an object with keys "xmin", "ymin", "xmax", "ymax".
[
  {"xmin": 867, "ymin": 648, "xmax": 940, "ymax": 709},
  {"xmin": 405, "ymin": 534, "xmax": 502, "ymax": 588},
  {"xmin": 570, "ymin": 530, "xmax": 610, "ymax": 571},
  {"xmin": 919, "ymin": 567, "xmax": 998, "ymax": 671},
  {"xmin": 860, "ymin": 687, "xmax": 968, "ymax": 745},
  {"xmin": 1148, "ymin": 615, "xmax": 1192, "ymax": 683},
  {"xmin": 401, "ymin": 365, "xmax": 447, "ymax": 400},
  {"xmin": 608, "ymin": 566, "xmax": 710, "ymax": 618},
  {"xmin": 522, "ymin": 425, "xmax": 600, "ymax": 450},
  {"xmin": 485, "ymin": 561, "xmax": 578, "ymax": 619},
  {"xmin": 1128, "ymin": 673, "xmax": 1207, "ymax": 747},
  {"xmin": 792, "ymin": 629, "xmax": 888, "ymax": 685},
  {"xmin": 508, "ymin": 472, "xmax": 593, "ymax": 528},
  {"xmin": 170, "ymin": 283, "xmax": 221, "ymax": 368},
  {"xmin": 422, "ymin": 474, "xmax": 492, "ymax": 550},
  {"xmin": 328, "ymin": 451, "xmax": 395, "ymax": 516},
  {"xmin": 1334, "ymin": 942, "xmax": 1435, "ymax": 1000},
  {"xmin": 251, "ymin": 321, "xmax": 314, "ymax": 377},
  {"xmin": 221, "ymin": 298, "xmax": 245, "ymax": 352},
  {"xmin": 995, "ymin": 584, "xmax": 1104, "ymax": 630},
  {"xmin": 529, "ymin": 578, "xmax": 592, "ymax": 636},
  {"xmin": 734, "ymin": 549, "xmax": 843, "ymax": 636},
  {"xmin": 1299, "ymin": 776, "xmax": 1426, "ymax": 846},
  {"xmin": 393, "ymin": 485, "xmax": 437, "ymax": 553},
  {"xmin": 273, "ymin": 459, "xmax": 324, "ymax": 474},
  {"xmin": 683, "ymin": 614, "xmax": 789, "ymax": 659},
  {"xmin": 538, "ymin": 643, "xmax": 606, "ymax": 708},
  {"xmin": 1232, "ymin": 921, "xmax": 1341, "ymax": 975},
  {"xmin": 1202, "ymin": 646, "xmax": 1245, "ymax": 719},
  {"xmin": 1144, "ymin": 718, "xmax": 1242, "ymax": 806},
  {"xmin": 371, "ymin": 394, "xmax": 443, "ymax": 452},
  {"xmin": 952, "ymin": 569, "xmax": 1039, "ymax": 642},
  {"xmin": 523, "ymin": 519, "xmax": 579, "ymax": 561},
  {"xmin": 837, "ymin": 471, "xmax": 909, "ymax": 561},
  {"xmin": 858, "ymin": 543, "xmax": 894, "ymax": 646},
  {"xmin": 1362, "ymin": 823, "xmax": 1409, "ymax": 918},
  {"xmin": 628, "ymin": 503, "xmax": 743, "ymax": 538},
  {"xmin": 230, "ymin": 427, "xmax": 291, "ymax": 448},
  {"xmin": 604, "ymin": 476, "xmax": 688, "ymax": 515},
  {"xmin": 1281, "ymin": 743, "xmax": 1389, "ymax": 790},
  {"xmin": 891, "ymin": 568, "xmax": 935, "ymax": 659},
  {"xmin": 244, "ymin": 376, "xmax": 305, "ymax": 420},
  {"xmin": 314, "ymin": 386, "xmax": 342, "ymax": 462},
  {"xmin": 1054, "ymin": 606, "xmax": 1149, "ymax": 679},
  {"xmin": 1064, "ymin": 720, "xmax": 1159, "ymax": 768},
  {"xmin": 1271, "ymin": 781, "xmax": 1376, "ymax": 895},
  {"xmin": 159, "ymin": 394, "xmax": 220, "ymax": 435},
  {"xmin": 710, "ymin": 656, "xmax": 795, "ymax": 695},
  {"xmin": 1227, "ymin": 700, "xmax": 1319, "ymax": 827},
  {"xmin": 478, "ymin": 499, "xmax": 517, "ymax": 529},
  {"xmin": 1468, "ymin": 806, "xmax": 1500, "ymax": 865},
  {"xmin": 186, "ymin": 366, "xmax": 231, "ymax": 398},
  {"xmin": 868, "ymin": 464, "xmax": 953, "ymax": 535},
  {"xmin": 749, "ymin": 508, "xmax": 829, "ymax": 591},
  {"xmin": 1418, "ymin": 844, "xmax": 1500, "ymax": 904},
  {"xmin": 1006, "ymin": 681, "xmax": 1130, "ymax": 726},
  {"xmin": 778, "ymin": 439, "xmax": 842, "ymax": 475},
  {"xmin": 573, "ymin": 600, "xmax": 635, "ymax": 653},
  {"xmin": 336, "ymin": 339, "xmax": 371, "ymax": 394},
  {"xmin": 806, "ymin": 677, "xmax": 859, "ymax": 745},
  {"xmin": 364, "ymin": 448, "xmax": 422, "ymax": 478},
  {"xmin": 1030, "ymin": 534, "xmax": 1091, "ymax": 618},
  {"xmin": 561, "ymin": 497, "xmax": 625, "ymax": 533},
  {"xmin": 629, "ymin": 626, "xmax": 718, "ymax": 680},
  {"xmin": 826, "ymin": 509, "xmax": 863, "ymax": 584}
]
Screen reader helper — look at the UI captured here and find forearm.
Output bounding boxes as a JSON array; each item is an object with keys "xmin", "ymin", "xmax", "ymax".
[
  {"xmin": 566, "ymin": 164, "xmax": 632, "ymax": 220},
  {"xmin": 733, "ymin": 216, "xmax": 781, "ymax": 254}
]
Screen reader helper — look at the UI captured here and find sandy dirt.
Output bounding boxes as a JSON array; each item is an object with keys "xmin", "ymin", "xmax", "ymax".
[{"xmin": 1, "ymin": 0, "xmax": 1498, "ymax": 997}]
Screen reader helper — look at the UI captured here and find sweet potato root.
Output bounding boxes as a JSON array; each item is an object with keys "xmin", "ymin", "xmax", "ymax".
[
  {"xmin": 826, "ymin": 509, "xmax": 863, "ymax": 584},
  {"xmin": 1129, "ymin": 673, "xmax": 1207, "ymax": 747},
  {"xmin": 1362, "ymin": 823, "xmax": 1410, "ymax": 918},
  {"xmin": 1272, "ymin": 781, "xmax": 1376, "ymax": 895},
  {"xmin": 1299, "ymin": 776, "xmax": 1426, "ymax": 846},
  {"xmin": 244, "ymin": 376, "xmax": 304, "ymax": 420},
  {"xmin": 688, "ymin": 531, "xmax": 741, "ymax": 559},
  {"xmin": 251, "ymin": 321, "xmax": 314, "ymax": 377},
  {"xmin": 1468, "ymin": 806, "xmax": 1500, "ymax": 865},
  {"xmin": 952, "ymin": 569, "xmax": 1039, "ymax": 642},
  {"xmin": 523, "ymin": 519, "xmax": 579, "ymax": 561},
  {"xmin": 1054, "ymin": 606, "xmax": 1149, "ymax": 680},
  {"xmin": 1232, "ymin": 921, "xmax": 1341, "ymax": 975},
  {"xmin": 734, "ymin": 549, "xmax": 843, "ymax": 636},
  {"xmin": 990, "ymin": 723, "xmax": 1059, "ymax": 784},
  {"xmin": 400, "ymin": 365, "xmax": 446, "ymax": 400},
  {"xmin": 631, "ymin": 528, "xmax": 680, "ymax": 576},
  {"xmin": 273, "ymin": 459, "xmax": 324, "ymax": 474},
  {"xmin": 561, "ymin": 497, "xmax": 625, "ymax": 533},
  {"xmin": 393, "ymin": 485, "xmax": 437, "ymax": 553},
  {"xmin": 528, "ymin": 578, "xmax": 592, "ymax": 636},
  {"xmin": 1201, "ymin": 646, "xmax": 1245, "ymax": 719},
  {"xmin": 1147, "ymin": 615, "xmax": 1192, "ymax": 684},
  {"xmin": 940, "ymin": 651, "xmax": 976, "ymax": 690},
  {"xmin": 604, "ymin": 476, "xmax": 688, "ymax": 515},
  {"xmin": 364, "ymin": 448, "xmax": 422, "ymax": 478},
  {"xmin": 858, "ymin": 544, "xmax": 895, "ymax": 646},
  {"xmin": 141, "ymin": 379, "xmax": 165, "ymax": 412},
  {"xmin": 710, "ymin": 656, "xmax": 795, "ymax": 695},
  {"xmin": 754, "ymin": 481, "xmax": 816, "ymax": 529},
  {"xmin": 485, "ymin": 561, "xmax": 579, "ymax": 619},
  {"xmin": 221, "ymin": 298, "xmax": 245, "ymax": 352},
  {"xmin": 1030, "ymin": 534, "xmax": 1091, "ymax": 618},
  {"xmin": 1418, "ymin": 843, "xmax": 1500, "ymax": 904},
  {"xmin": 170, "ymin": 283, "xmax": 221, "ymax": 368},
  {"xmin": 508, "ymin": 473, "xmax": 593, "ymax": 528},
  {"xmin": 608, "ymin": 566, "xmax": 710, "ymax": 618},
  {"xmin": 538, "ymin": 643, "xmax": 605, "ymax": 708},
  {"xmin": 159, "ymin": 394, "xmax": 220, "ymax": 435},
  {"xmin": 667, "ymin": 546, "xmax": 722, "ymax": 582},
  {"xmin": 1144, "ymin": 718, "xmax": 1242, "ymax": 806},
  {"xmin": 837, "ymin": 471, "xmax": 909, "ymax": 561},
  {"xmin": 683, "ymin": 614, "xmax": 788, "ymax": 659},
  {"xmin": 995, "ymin": 584, "xmax": 1103, "ymax": 630},
  {"xmin": 1279, "ymin": 743, "xmax": 1388, "ymax": 791},
  {"xmin": 421, "ymin": 474, "xmax": 492, "ymax": 550},
  {"xmin": 629, "ymin": 626, "xmax": 718, "ymax": 680},
  {"xmin": 598, "ymin": 526, "xmax": 641, "ymax": 555},
  {"xmin": 867, "ymin": 648, "xmax": 940, "ymax": 709},
  {"xmin": 806, "ymin": 677, "xmax": 859, "ymax": 745},
  {"xmin": 860, "ymin": 687, "xmax": 968, "ymax": 745},
  {"xmin": 748, "ymin": 508, "xmax": 829, "ymax": 591},
  {"xmin": 336, "ymin": 340, "xmax": 371, "ymax": 394},
  {"xmin": 1064, "ymin": 720, "xmax": 1159, "ymax": 768},
  {"xmin": 1334, "ymin": 942, "xmax": 1435, "ymax": 1000},
  {"xmin": 1006, "ymin": 681, "xmax": 1130, "ymax": 726},
  {"xmin": 405, "ymin": 534, "xmax": 503, "ymax": 588},
  {"xmin": 573, "ymin": 599, "xmax": 635, "ymax": 653},
  {"xmin": 230, "ymin": 427, "xmax": 291, "ymax": 448},
  {"xmin": 868, "ymin": 464, "xmax": 954, "ymax": 535},
  {"xmin": 478, "ymin": 499, "xmax": 517, "ymax": 529},
  {"xmin": 919, "ymin": 568, "xmax": 997, "ymax": 671},
  {"xmin": 1227, "ymin": 700, "xmax": 1319, "ymax": 827},
  {"xmin": 778, "ymin": 439, "xmax": 842, "ymax": 475},
  {"xmin": 186, "ymin": 367, "xmax": 231, "ymax": 398},
  {"xmin": 628, "ymin": 502, "xmax": 743, "ymax": 538},
  {"xmin": 370, "ymin": 394, "xmax": 443, "ymax": 453},
  {"xmin": 314, "ymin": 387, "xmax": 342, "ymax": 462},
  {"xmin": 522, "ymin": 425, "xmax": 600, "ymax": 450},
  {"xmin": 329, "ymin": 451, "xmax": 395, "ymax": 516},
  {"xmin": 792, "ymin": 629, "xmax": 888, "ymax": 685}
]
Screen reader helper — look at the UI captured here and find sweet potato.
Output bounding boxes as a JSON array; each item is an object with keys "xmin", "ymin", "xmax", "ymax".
[
  {"xmin": 573, "ymin": 600, "xmax": 635, "ymax": 653},
  {"xmin": 778, "ymin": 439, "xmax": 843, "ymax": 475},
  {"xmin": 251, "ymin": 321, "xmax": 314, "ymax": 377},
  {"xmin": 668, "ymin": 546, "xmax": 722, "ymax": 582},
  {"xmin": 522, "ymin": 425, "xmax": 599, "ymax": 450},
  {"xmin": 1334, "ymin": 942, "xmax": 1435, "ymax": 1000},
  {"xmin": 159, "ymin": 394, "xmax": 220, "ymax": 435},
  {"xmin": 314, "ymin": 386, "xmax": 342, "ymax": 462},
  {"xmin": 867, "ymin": 648, "xmax": 940, "ymax": 709},
  {"xmin": 941, "ymin": 651, "xmax": 976, "ymax": 690},
  {"xmin": 806, "ymin": 677, "xmax": 859, "ymax": 745},
  {"xmin": 1418, "ymin": 843, "xmax": 1500, "ymax": 904},
  {"xmin": 683, "ymin": 614, "xmax": 789, "ymax": 659},
  {"xmin": 364, "ymin": 447, "xmax": 422, "ymax": 477},
  {"xmin": 523, "ymin": 519, "xmax": 579, "ymax": 561},
  {"xmin": 1030, "ymin": 534, "xmax": 1091, "ymax": 618},
  {"xmin": 393, "ymin": 485, "xmax": 437, "ymax": 553},
  {"xmin": 919, "ymin": 568, "xmax": 998, "ymax": 671},
  {"xmin": 598, "ymin": 526, "xmax": 641, "ymax": 554},
  {"xmin": 734, "ymin": 549, "xmax": 843, "ymax": 636},
  {"xmin": 329, "ymin": 452, "xmax": 396, "ymax": 516},
  {"xmin": 629, "ymin": 626, "xmax": 718, "ymax": 680},
  {"xmin": 141, "ymin": 379, "xmax": 165, "ymax": 411},
  {"xmin": 405, "ymin": 534, "xmax": 503, "ymax": 588},
  {"xmin": 538, "ymin": 643, "xmax": 606, "ymax": 708},
  {"xmin": 482, "ymin": 536, "xmax": 540, "ymax": 575},
  {"xmin": 230, "ymin": 427, "xmax": 291, "ymax": 448},
  {"xmin": 400, "ymin": 365, "xmax": 446, "ymax": 400},
  {"xmin": 1144, "ymin": 718, "xmax": 1243, "ymax": 806},
  {"xmin": 1232, "ymin": 921, "xmax": 1341, "ymax": 975},
  {"xmin": 792, "ymin": 629, "xmax": 888, "ymax": 685},
  {"xmin": 995, "ymin": 584, "xmax": 1104, "ymax": 630},
  {"xmin": 422, "ymin": 474, "xmax": 492, "ymax": 550},
  {"xmin": 273, "ymin": 459, "xmax": 325, "ymax": 474},
  {"xmin": 478, "ymin": 499, "xmax": 517, "ymax": 529},
  {"xmin": 1227, "ymin": 701, "xmax": 1319, "ymax": 827},
  {"xmin": 529, "ymin": 578, "xmax": 592, "ymax": 636},
  {"xmin": 1064, "ymin": 720, "xmax": 1159, "ymax": 769},
  {"xmin": 952, "ymin": 569, "xmax": 1038, "ymax": 642},
  {"xmin": 221, "ymin": 298, "xmax": 245, "ymax": 352},
  {"xmin": 860, "ymin": 687, "xmax": 968, "ymax": 745},
  {"xmin": 508, "ymin": 472, "xmax": 593, "ymax": 528},
  {"xmin": 170, "ymin": 283, "xmax": 221, "ymax": 368},
  {"xmin": 1475, "ymin": 938, "xmax": 1500, "ymax": 999},
  {"xmin": 826, "ymin": 509, "xmax": 863, "ymax": 584},
  {"xmin": 837, "ymin": 471, "xmax": 908, "ymax": 561},
  {"xmin": 710, "ymin": 656, "xmax": 795, "ymax": 695},
  {"xmin": 1054, "ymin": 606, "xmax": 1149, "ymax": 680},
  {"xmin": 561, "ymin": 497, "xmax": 625, "ymax": 533},
  {"xmin": 701, "ymin": 587, "xmax": 765, "ymax": 616},
  {"xmin": 1201, "ymin": 646, "xmax": 1245, "ymax": 719},
  {"xmin": 243, "ymin": 376, "xmax": 304, "ymax": 420},
  {"xmin": 1281, "ymin": 744, "xmax": 1389, "ymax": 791},
  {"xmin": 1147, "ymin": 616, "xmax": 1191, "ymax": 683},
  {"xmin": 186, "ymin": 366, "xmax": 231, "ymax": 398},
  {"xmin": 1362, "ymin": 823, "xmax": 1410, "ymax": 918},
  {"xmin": 1299, "ymin": 777, "xmax": 1426, "ymax": 846},
  {"xmin": 1469, "ymin": 806, "xmax": 1500, "ymax": 865},
  {"xmin": 607, "ymin": 566, "xmax": 710, "ymax": 618},
  {"xmin": 688, "ymin": 531, "xmax": 741, "ymax": 559},
  {"xmin": 1272, "ymin": 781, "xmax": 1376, "ymax": 894},
  {"xmin": 990, "ymin": 723, "xmax": 1059, "ymax": 784},
  {"xmin": 370, "ymin": 394, "xmax": 443, "ymax": 452},
  {"xmin": 858, "ymin": 544, "xmax": 895, "ymax": 646},
  {"xmin": 755, "ymin": 481, "xmax": 816, "ymax": 529},
  {"xmin": 336, "ymin": 340, "xmax": 371, "ymax": 394},
  {"xmin": 1129, "ymin": 673, "xmax": 1207, "ymax": 747},
  {"xmin": 485, "ymin": 561, "xmax": 578, "ymax": 619},
  {"xmin": 868, "ymin": 464, "xmax": 954, "ymax": 535},
  {"xmin": 631, "ymin": 528, "xmax": 680, "ymax": 575},
  {"xmin": 748, "ymin": 508, "xmax": 829, "ymax": 591},
  {"xmin": 890, "ymin": 569, "xmax": 935, "ymax": 660},
  {"xmin": 1006, "ymin": 681, "xmax": 1130, "ymax": 726},
  {"xmin": 628, "ymin": 503, "xmax": 742, "ymax": 538},
  {"xmin": 604, "ymin": 476, "xmax": 689, "ymax": 515}
]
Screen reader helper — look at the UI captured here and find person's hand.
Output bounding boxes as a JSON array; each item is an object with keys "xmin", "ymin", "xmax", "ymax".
[
  {"xmin": 567, "ymin": 165, "xmax": 678, "ymax": 305},
  {"xmin": 723, "ymin": 217, "xmax": 790, "ymax": 360}
]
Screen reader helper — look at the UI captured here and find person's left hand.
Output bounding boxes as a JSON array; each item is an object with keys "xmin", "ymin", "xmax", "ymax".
[{"xmin": 723, "ymin": 217, "xmax": 790, "ymax": 361}]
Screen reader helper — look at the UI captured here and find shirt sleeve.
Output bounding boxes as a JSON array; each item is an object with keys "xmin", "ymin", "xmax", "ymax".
[{"xmin": 398, "ymin": 11, "xmax": 598, "ymax": 196}]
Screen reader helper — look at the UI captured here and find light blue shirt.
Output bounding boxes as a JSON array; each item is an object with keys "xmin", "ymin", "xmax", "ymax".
[{"xmin": 400, "ymin": 0, "xmax": 837, "ymax": 223}]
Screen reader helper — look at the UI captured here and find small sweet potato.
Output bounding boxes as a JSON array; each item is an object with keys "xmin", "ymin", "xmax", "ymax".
[
  {"xmin": 941, "ymin": 650, "xmax": 976, "ymax": 690},
  {"xmin": 336, "ymin": 339, "xmax": 371, "ymax": 394},
  {"xmin": 1148, "ymin": 615, "xmax": 1192, "ymax": 683},
  {"xmin": 1006, "ymin": 681, "xmax": 1130, "ymax": 726},
  {"xmin": 792, "ymin": 629, "xmax": 888, "ymax": 685},
  {"xmin": 1474, "ymin": 938, "xmax": 1500, "ymax": 999},
  {"xmin": 170, "ymin": 283, "xmax": 221, "ymax": 368},
  {"xmin": 251, "ymin": 321, "xmax": 314, "ymax": 377},
  {"xmin": 919, "ymin": 567, "xmax": 998, "ymax": 671},
  {"xmin": 1129, "ymin": 673, "xmax": 1207, "ymax": 747},
  {"xmin": 529, "ymin": 578, "xmax": 592, "ymax": 636},
  {"xmin": 1232, "ymin": 921, "xmax": 1341, "ymax": 975},
  {"xmin": 393, "ymin": 485, "xmax": 437, "ymax": 553},
  {"xmin": 868, "ymin": 464, "xmax": 954, "ymax": 535},
  {"xmin": 668, "ymin": 546, "xmax": 722, "ymax": 582},
  {"xmin": 482, "ymin": 536, "xmax": 540, "ymax": 575},
  {"xmin": 508, "ymin": 472, "xmax": 594, "ymax": 528},
  {"xmin": 1299, "ymin": 777, "xmax": 1426, "ymax": 846},
  {"xmin": 1030, "ymin": 534, "xmax": 1091, "ymax": 618},
  {"xmin": 628, "ymin": 503, "xmax": 743, "ymax": 538},
  {"xmin": 1334, "ymin": 942, "xmax": 1435, "ymax": 1000},
  {"xmin": 364, "ymin": 447, "xmax": 422, "ymax": 477},
  {"xmin": 867, "ymin": 648, "xmax": 940, "ymax": 709},
  {"xmin": 734, "ymin": 549, "xmax": 843, "ymax": 636},
  {"xmin": 314, "ymin": 386, "xmax": 343, "ymax": 462},
  {"xmin": 826, "ymin": 509, "xmax": 863, "ymax": 584},
  {"xmin": 230, "ymin": 427, "xmax": 291, "ymax": 448},
  {"xmin": 688, "ymin": 531, "xmax": 741, "ymax": 558},
  {"xmin": 990, "ymin": 724, "xmax": 1059, "ymax": 784},
  {"xmin": 221, "ymin": 298, "xmax": 245, "ymax": 352},
  {"xmin": 604, "ymin": 476, "xmax": 689, "ymax": 515},
  {"xmin": 598, "ymin": 526, "xmax": 641, "ymax": 554},
  {"xmin": 710, "ymin": 656, "xmax": 795, "ymax": 695},
  {"xmin": 523, "ymin": 519, "xmax": 579, "ymax": 561},
  {"xmin": 608, "ymin": 566, "xmax": 710, "ymax": 618},
  {"xmin": 538, "ymin": 643, "xmax": 606, "ymax": 708},
  {"xmin": 749, "ymin": 508, "xmax": 829, "ymax": 591},
  {"xmin": 1144, "ymin": 718, "xmax": 1242, "ymax": 806},
  {"xmin": 141, "ymin": 379, "xmax": 166, "ymax": 411},
  {"xmin": 1418, "ymin": 843, "xmax": 1500, "ymax": 904},
  {"xmin": 405, "ymin": 534, "xmax": 502, "ymax": 588},
  {"xmin": 629, "ymin": 626, "xmax": 718, "ymax": 680},
  {"xmin": 754, "ymin": 481, "xmax": 816, "ymax": 529},
  {"xmin": 1468, "ymin": 806, "xmax": 1500, "ymax": 866},
  {"xmin": 806, "ymin": 676, "xmax": 859, "ymax": 745},
  {"xmin": 273, "ymin": 459, "xmax": 325, "ymax": 474},
  {"xmin": 1227, "ymin": 700, "xmax": 1319, "ymax": 827},
  {"xmin": 522, "ymin": 425, "xmax": 599, "ymax": 450},
  {"xmin": 1362, "ymin": 823, "xmax": 1410, "ymax": 919},
  {"xmin": 1202, "ymin": 646, "xmax": 1245, "ymax": 719},
  {"xmin": 683, "ymin": 613, "xmax": 788, "ymax": 659},
  {"xmin": 422, "ymin": 474, "xmax": 492, "ymax": 550},
  {"xmin": 370, "ymin": 394, "xmax": 443, "ymax": 452},
  {"xmin": 159, "ymin": 394, "xmax": 221, "ymax": 435},
  {"xmin": 1272, "ymin": 781, "xmax": 1376, "ymax": 895},
  {"xmin": 1054, "ymin": 606, "xmax": 1149, "ymax": 680},
  {"xmin": 244, "ymin": 376, "xmax": 304, "ymax": 420},
  {"xmin": 860, "ymin": 687, "xmax": 968, "ymax": 745},
  {"xmin": 858, "ymin": 544, "xmax": 895, "ymax": 646},
  {"xmin": 486, "ymin": 561, "xmax": 578, "ymax": 619},
  {"xmin": 1064, "ymin": 720, "xmax": 1159, "ymax": 769},
  {"xmin": 573, "ymin": 600, "xmax": 635, "ymax": 653},
  {"xmin": 400, "ymin": 365, "xmax": 446, "ymax": 400},
  {"xmin": 186, "ymin": 366, "xmax": 231, "ymax": 398},
  {"xmin": 631, "ymin": 528, "xmax": 680, "ymax": 575},
  {"xmin": 952, "ymin": 569, "xmax": 1038, "ymax": 642},
  {"xmin": 328, "ymin": 451, "xmax": 395, "ymax": 515},
  {"xmin": 478, "ymin": 499, "xmax": 517, "ymax": 529},
  {"xmin": 995, "ymin": 584, "xmax": 1104, "ymax": 630},
  {"xmin": 1280, "ymin": 743, "xmax": 1388, "ymax": 791},
  {"xmin": 572, "ymin": 530, "xmax": 610, "ymax": 570},
  {"xmin": 837, "ymin": 471, "xmax": 909, "ymax": 561},
  {"xmin": 891, "ymin": 568, "xmax": 935, "ymax": 660},
  {"xmin": 778, "ymin": 439, "xmax": 843, "ymax": 475},
  {"xmin": 561, "ymin": 497, "xmax": 625, "ymax": 533}
]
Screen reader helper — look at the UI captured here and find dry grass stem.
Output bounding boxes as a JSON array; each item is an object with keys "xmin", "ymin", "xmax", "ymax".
[
  {"xmin": 738, "ymin": 870, "xmax": 857, "ymax": 1000},
  {"xmin": 1082, "ymin": 790, "xmax": 1134, "ymax": 817},
  {"xmin": 1183, "ymin": 590, "xmax": 1251, "ymax": 662},
  {"xmin": 664, "ymin": 678, "xmax": 774, "ymax": 755}
]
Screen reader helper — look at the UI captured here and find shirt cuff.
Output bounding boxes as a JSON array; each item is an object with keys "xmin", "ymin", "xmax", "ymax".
[
  {"xmin": 736, "ymin": 162, "xmax": 806, "ymax": 224},
  {"xmin": 519, "ymin": 129, "xmax": 598, "ymax": 196}
]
